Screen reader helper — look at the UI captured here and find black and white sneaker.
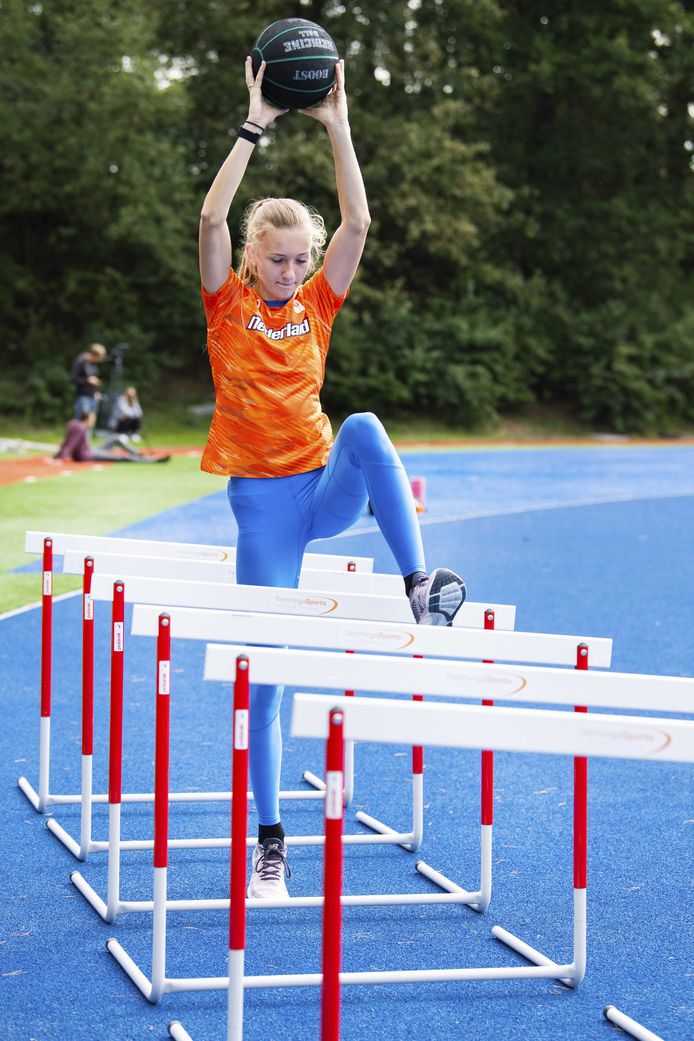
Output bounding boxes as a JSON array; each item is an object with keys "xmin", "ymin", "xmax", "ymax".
[
  {"xmin": 247, "ymin": 838, "xmax": 291, "ymax": 899},
  {"xmin": 409, "ymin": 568, "xmax": 467, "ymax": 626}
]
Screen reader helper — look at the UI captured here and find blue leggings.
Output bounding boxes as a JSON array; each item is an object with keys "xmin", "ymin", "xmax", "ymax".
[{"xmin": 228, "ymin": 412, "xmax": 426, "ymax": 825}]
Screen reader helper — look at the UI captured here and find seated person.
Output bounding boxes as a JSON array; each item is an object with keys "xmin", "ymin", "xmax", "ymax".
[
  {"xmin": 110, "ymin": 386, "xmax": 144, "ymax": 440},
  {"xmin": 54, "ymin": 409, "xmax": 169, "ymax": 463}
]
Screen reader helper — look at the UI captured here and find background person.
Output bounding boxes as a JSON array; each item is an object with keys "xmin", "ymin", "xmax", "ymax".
[
  {"xmin": 70, "ymin": 343, "xmax": 107, "ymax": 417},
  {"xmin": 54, "ymin": 409, "xmax": 169, "ymax": 463},
  {"xmin": 198, "ymin": 58, "xmax": 466, "ymax": 901},
  {"xmin": 110, "ymin": 386, "xmax": 144, "ymax": 441}
]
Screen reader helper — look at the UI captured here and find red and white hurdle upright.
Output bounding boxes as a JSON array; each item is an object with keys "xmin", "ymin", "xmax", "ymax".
[{"xmin": 17, "ymin": 537, "xmax": 54, "ymax": 812}]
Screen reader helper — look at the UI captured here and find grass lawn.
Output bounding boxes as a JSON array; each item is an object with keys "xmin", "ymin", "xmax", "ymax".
[{"xmin": 0, "ymin": 455, "xmax": 226, "ymax": 614}]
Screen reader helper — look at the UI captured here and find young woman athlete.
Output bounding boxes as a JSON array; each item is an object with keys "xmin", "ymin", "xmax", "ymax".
[{"xmin": 199, "ymin": 57, "xmax": 466, "ymax": 898}]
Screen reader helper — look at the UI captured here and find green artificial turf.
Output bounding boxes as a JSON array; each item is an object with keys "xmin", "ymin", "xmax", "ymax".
[{"xmin": 0, "ymin": 455, "xmax": 226, "ymax": 614}]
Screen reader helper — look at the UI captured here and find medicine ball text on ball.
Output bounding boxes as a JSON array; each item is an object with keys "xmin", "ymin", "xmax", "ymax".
[{"xmin": 251, "ymin": 18, "xmax": 339, "ymax": 110}]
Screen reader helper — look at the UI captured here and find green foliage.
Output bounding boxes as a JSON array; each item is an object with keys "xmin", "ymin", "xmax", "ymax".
[{"xmin": 0, "ymin": 0, "xmax": 692, "ymax": 432}]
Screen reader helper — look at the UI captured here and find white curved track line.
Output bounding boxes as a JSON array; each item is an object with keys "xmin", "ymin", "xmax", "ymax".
[
  {"xmin": 0, "ymin": 589, "xmax": 80, "ymax": 623},
  {"xmin": 323, "ymin": 489, "xmax": 694, "ymax": 539}
]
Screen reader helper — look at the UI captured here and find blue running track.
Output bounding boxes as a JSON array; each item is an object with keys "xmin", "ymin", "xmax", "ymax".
[{"xmin": 1, "ymin": 446, "xmax": 692, "ymax": 1041}]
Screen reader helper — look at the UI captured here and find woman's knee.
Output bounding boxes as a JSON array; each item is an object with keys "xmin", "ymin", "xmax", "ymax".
[{"xmin": 340, "ymin": 412, "xmax": 392, "ymax": 456}]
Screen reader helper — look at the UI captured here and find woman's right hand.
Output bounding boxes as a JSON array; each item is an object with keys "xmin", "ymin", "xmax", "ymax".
[{"xmin": 245, "ymin": 57, "xmax": 287, "ymax": 129}]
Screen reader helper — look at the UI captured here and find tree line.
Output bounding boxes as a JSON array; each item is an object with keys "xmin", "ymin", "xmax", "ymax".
[{"xmin": 1, "ymin": 0, "xmax": 692, "ymax": 432}]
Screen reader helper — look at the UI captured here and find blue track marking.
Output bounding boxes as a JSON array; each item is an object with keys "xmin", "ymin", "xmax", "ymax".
[{"xmin": 2, "ymin": 446, "xmax": 692, "ymax": 1041}]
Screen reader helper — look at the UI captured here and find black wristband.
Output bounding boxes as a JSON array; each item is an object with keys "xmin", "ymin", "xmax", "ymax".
[
  {"xmin": 245, "ymin": 120, "xmax": 266, "ymax": 133},
  {"xmin": 237, "ymin": 125, "xmax": 261, "ymax": 145}
]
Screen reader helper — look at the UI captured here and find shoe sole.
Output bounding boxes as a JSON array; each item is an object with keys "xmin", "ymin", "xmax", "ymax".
[{"xmin": 425, "ymin": 568, "xmax": 467, "ymax": 626}]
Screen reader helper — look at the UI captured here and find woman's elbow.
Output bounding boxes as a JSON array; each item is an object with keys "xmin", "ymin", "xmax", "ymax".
[
  {"xmin": 351, "ymin": 213, "xmax": 371, "ymax": 237},
  {"xmin": 199, "ymin": 208, "xmax": 226, "ymax": 229}
]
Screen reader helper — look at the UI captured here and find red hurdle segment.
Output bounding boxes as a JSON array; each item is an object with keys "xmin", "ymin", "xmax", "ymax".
[
  {"xmin": 41, "ymin": 536, "xmax": 52, "ymax": 721},
  {"xmin": 228, "ymin": 656, "xmax": 250, "ymax": 1040},
  {"xmin": 490, "ymin": 641, "xmax": 590, "ymax": 986},
  {"xmin": 574, "ymin": 644, "xmax": 589, "ymax": 898},
  {"xmin": 479, "ymin": 609, "xmax": 496, "ymax": 913},
  {"xmin": 38, "ymin": 536, "xmax": 53, "ymax": 808},
  {"xmin": 321, "ymin": 709, "xmax": 345, "ymax": 1041},
  {"xmin": 106, "ymin": 613, "xmax": 174, "ymax": 1002},
  {"xmin": 17, "ymin": 537, "xmax": 55, "ymax": 811},
  {"xmin": 79, "ymin": 557, "xmax": 95, "ymax": 854},
  {"xmin": 18, "ymin": 537, "xmax": 90, "ymax": 814},
  {"xmin": 82, "ymin": 558, "xmax": 95, "ymax": 759}
]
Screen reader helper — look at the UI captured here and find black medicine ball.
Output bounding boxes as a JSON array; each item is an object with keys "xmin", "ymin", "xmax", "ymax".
[{"xmin": 251, "ymin": 18, "xmax": 338, "ymax": 110}]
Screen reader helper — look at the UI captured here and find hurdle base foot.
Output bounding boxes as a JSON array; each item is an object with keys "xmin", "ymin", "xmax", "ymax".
[
  {"xmin": 603, "ymin": 1005, "xmax": 665, "ymax": 1041},
  {"xmin": 416, "ymin": 859, "xmax": 483, "ymax": 908},
  {"xmin": 355, "ymin": 810, "xmax": 418, "ymax": 851},
  {"xmin": 107, "ymin": 938, "xmax": 159, "ymax": 1002},
  {"xmin": 168, "ymin": 1022, "xmax": 195, "ymax": 1041},
  {"xmin": 492, "ymin": 925, "xmax": 577, "ymax": 988},
  {"xmin": 302, "ymin": 769, "xmax": 325, "ymax": 791},
  {"xmin": 71, "ymin": 871, "xmax": 111, "ymax": 921},
  {"xmin": 46, "ymin": 818, "xmax": 85, "ymax": 860},
  {"xmin": 17, "ymin": 776, "xmax": 41, "ymax": 811}
]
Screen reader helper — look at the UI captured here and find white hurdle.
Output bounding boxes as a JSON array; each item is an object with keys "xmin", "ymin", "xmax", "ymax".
[
  {"xmin": 292, "ymin": 692, "xmax": 694, "ymax": 1039},
  {"xmin": 104, "ymin": 649, "xmax": 694, "ymax": 1027},
  {"xmin": 68, "ymin": 585, "xmax": 525, "ymax": 922},
  {"xmin": 17, "ymin": 530, "xmax": 377, "ymax": 824},
  {"xmin": 131, "ymin": 603, "xmax": 611, "ymax": 912},
  {"xmin": 105, "ymin": 645, "xmax": 694, "ymax": 1005},
  {"xmin": 36, "ymin": 540, "xmax": 515, "ymax": 864}
]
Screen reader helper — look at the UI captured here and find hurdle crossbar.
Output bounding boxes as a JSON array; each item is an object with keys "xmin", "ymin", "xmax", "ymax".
[
  {"xmin": 61, "ymin": 548, "xmax": 404, "ymax": 596},
  {"xmin": 131, "ymin": 603, "xmax": 611, "ymax": 666},
  {"xmin": 291, "ymin": 694, "xmax": 694, "ymax": 762},
  {"xmin": 202, "ymin": 644, "xmax": 689, "ymax": 714},
  {"xmin": 24, "ymin": 530, "xmax": 374, "ymax": 571},
  {"xmin": 89, "ymin": 572, "xmax": 516, "ymax": 629}
]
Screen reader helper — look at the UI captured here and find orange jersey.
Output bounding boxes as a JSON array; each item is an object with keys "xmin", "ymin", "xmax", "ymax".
[{"xmin": 200, "ymin": 267, "xmax": 347, "ymax": 477}]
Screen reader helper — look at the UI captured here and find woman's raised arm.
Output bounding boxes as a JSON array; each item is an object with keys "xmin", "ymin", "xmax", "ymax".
[
  {"xmin": 199, "ymin": 59, "xmax": 286, "ymax": 293},
  {"xmin": 299, "ymin": 61, "xmax": 370, "ymax": 297}
]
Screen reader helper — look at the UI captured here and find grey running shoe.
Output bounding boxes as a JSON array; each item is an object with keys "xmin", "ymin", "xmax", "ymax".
[
  {"xmin": 409, "ymin": 568, "xmax": 467, "ymax": 626},
  {"xmin": 247, "ymin": 838, "xmax": 291, "ymax": 899}
]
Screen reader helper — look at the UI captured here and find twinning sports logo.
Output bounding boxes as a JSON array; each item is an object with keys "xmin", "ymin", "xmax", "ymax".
[{"xmin": 247, "ymin": 314, "xmax": 311, "ymax": 341}]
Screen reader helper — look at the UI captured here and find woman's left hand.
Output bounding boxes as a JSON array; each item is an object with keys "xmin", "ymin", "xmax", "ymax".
[{"xmin": 298, "ymin": 59, "xmax": 348, "ymax": 127}]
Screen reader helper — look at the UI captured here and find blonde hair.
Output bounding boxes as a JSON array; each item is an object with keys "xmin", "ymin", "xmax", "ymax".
[{"xmin": 237, "ymin": 197, "xmax": 327, "ymax": 286}]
